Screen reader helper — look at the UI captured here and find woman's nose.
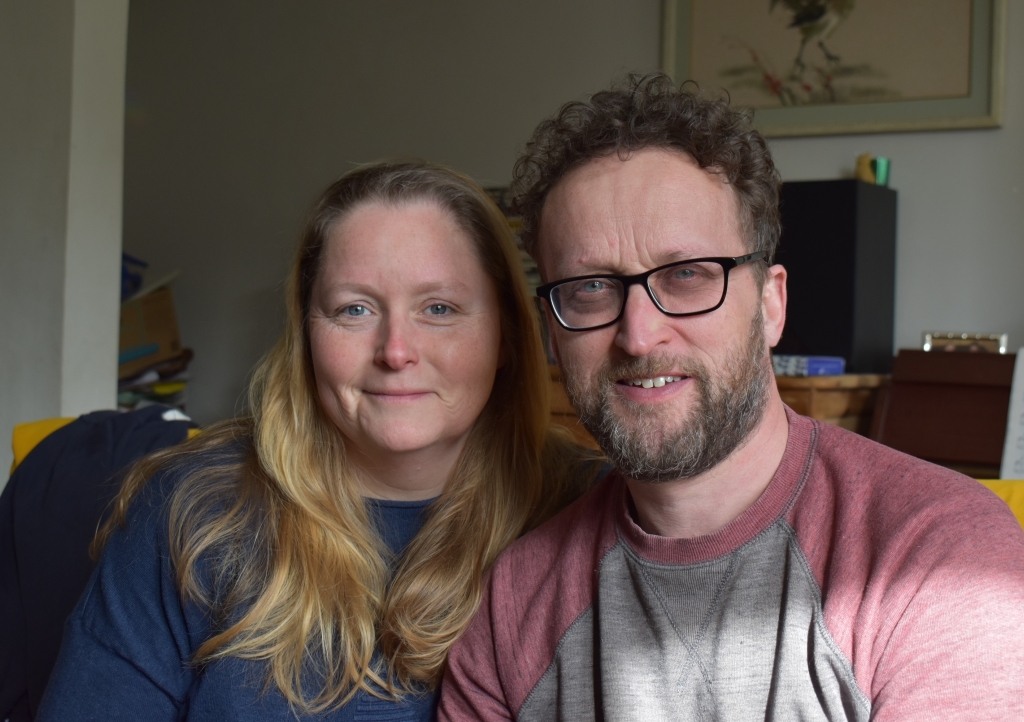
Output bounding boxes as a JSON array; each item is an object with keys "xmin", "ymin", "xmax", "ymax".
[{"xmin": 375, "ymin": 315, "xmax": 418, "ymax": 369}]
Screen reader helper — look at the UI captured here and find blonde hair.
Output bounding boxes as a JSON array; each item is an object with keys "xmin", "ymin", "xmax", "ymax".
[{"xmin": 97, "ymin": 161, "xmax": 599, "ymax": 713}]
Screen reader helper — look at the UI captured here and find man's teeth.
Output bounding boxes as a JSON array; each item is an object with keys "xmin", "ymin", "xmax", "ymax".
[{"xmin": 627, "ymin": 376, "xmax": 681, "ymax": 389}]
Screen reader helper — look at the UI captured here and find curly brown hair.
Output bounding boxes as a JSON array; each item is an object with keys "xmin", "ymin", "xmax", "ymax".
[{"xmin": 511, "ymin": 72, "xmax": 781, "ymax": 269}]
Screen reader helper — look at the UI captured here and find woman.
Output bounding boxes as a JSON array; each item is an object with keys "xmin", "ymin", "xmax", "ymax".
[{"xmin": 38, "ymin": 161, "xmax": 599, "ymax": 720}]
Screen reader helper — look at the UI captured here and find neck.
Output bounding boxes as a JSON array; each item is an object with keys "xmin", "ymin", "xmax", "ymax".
[
  {"xmin": 348, "ymin": 445, "xmax": 461, "ymax": 501},
  {"xmin": 625, "ymin": 398, "xmax": 790, "ymax": 538}
]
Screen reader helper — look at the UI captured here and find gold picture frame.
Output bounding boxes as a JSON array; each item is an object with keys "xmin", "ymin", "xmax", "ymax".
[{"xmin": 661, "ymin": 0, "xmax": 1006, "ymax": 137}]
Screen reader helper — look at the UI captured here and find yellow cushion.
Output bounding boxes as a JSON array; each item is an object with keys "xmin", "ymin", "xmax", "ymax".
[
  {"xmin": 11, "ymin": 417, "xmax": 76, "ymax": 472},
  {"xmin": 979, "ymin": 480, "xmax": 1024, "ymax": 528}
]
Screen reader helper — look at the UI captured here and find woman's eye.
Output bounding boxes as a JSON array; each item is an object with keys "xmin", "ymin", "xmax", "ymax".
[
  {"xmin": 341, "ymin": 304, "xmax": 369, "ymax": 317},
  {"xmin": 427, "ymin": 303, "xmax": 452, "ymax": 316}
]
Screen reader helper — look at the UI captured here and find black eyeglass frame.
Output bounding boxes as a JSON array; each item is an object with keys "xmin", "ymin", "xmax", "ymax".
[{"xmin": 536, "ymin": 251, "xmax": 768, "ymax": 332}]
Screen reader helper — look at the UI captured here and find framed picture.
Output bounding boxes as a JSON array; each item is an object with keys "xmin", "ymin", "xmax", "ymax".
[{"xmin": 661, "ymin": 0, "xmax": 1006, "ymax": 137}]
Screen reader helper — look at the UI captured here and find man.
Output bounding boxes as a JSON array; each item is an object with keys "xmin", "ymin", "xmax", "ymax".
[{"xmin": 438, "ymin": 73, "xmax": 1024, "ymax": 720}]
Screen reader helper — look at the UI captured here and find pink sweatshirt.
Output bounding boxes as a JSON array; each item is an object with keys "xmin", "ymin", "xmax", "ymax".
[{"xmin": 441, "ymin": 411, "xmax": 1024, "ymax": 720}]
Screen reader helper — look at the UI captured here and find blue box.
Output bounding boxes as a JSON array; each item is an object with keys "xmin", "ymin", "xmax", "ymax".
[{"xmin": 773, "ymin": 355, "xmax": 846, "ymax": 377}]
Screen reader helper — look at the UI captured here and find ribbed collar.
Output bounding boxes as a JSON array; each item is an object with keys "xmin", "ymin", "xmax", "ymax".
[{"xmin": 613, "ymin": 409, "xmax": 816, "ymax": 565}]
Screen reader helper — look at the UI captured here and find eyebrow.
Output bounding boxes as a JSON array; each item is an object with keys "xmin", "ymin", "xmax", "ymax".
[
  {"xmin": 565, "ymin": 250, "xmax": 711, "ymax": 276},
  {"xmin": 317, "ymin": 279, "xmax": 475, "ymax": 297}
]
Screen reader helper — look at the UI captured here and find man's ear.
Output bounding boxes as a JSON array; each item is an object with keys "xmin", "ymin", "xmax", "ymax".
[{"xmin": 762, "ymin": 264, "xmax": 787, "ymax": 348}]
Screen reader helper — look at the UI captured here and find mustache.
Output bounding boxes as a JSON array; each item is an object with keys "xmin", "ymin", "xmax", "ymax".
[{"xmin": 596, "ymin": 356, "xmax": 704, "ymax": 385}]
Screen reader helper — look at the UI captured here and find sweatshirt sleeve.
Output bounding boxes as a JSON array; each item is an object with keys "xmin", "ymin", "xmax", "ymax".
[
  {"xmin": 438, "ymin": 575, "xmax": 515, "ymax": 721},
  {"xmin": 865, "ymin": 496, "xmax": 1024, "ymax": 720}
]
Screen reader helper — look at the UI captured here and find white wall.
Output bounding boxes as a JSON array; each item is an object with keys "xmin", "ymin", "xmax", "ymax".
[
  {"xmin": 0, "ymin": 0, "xmax": 127, "ymax": 478},
  {"xmin": 4, "ymin": 1, "xmax": 1021, "ymax": 469},
  {"xmin": 63, "ymin": 3, "xmax": 129, "ymax": 412}
]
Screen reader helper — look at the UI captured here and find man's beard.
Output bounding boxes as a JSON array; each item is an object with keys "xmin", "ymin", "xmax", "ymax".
[{"xmin": 562, "ymin": 313, "xmax": 773, "ymax": 483}]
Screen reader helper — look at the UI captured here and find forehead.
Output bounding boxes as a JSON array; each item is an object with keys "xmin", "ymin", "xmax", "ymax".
[
  {"xmin": 317, "ymin": 199, "xmax": 486, "ymax": 283},
  {"xmin": 537, "ymin": 148, "xmax": 744, "ymax": 274}
]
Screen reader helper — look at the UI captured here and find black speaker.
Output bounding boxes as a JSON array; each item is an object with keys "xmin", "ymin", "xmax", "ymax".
[{"xmin": 774, "ymin": 179, "xmax": 897, "ymax": 373}]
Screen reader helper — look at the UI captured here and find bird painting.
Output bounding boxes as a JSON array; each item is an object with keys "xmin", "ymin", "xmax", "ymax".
[{"xmin": 770, "ymin": 0, "xmax": 856, "ymax": 79}]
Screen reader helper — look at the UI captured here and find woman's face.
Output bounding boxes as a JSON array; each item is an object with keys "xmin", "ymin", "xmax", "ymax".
[{"xmin": 308, "ymin": 199, "xmax": 504, "ymax": 498}]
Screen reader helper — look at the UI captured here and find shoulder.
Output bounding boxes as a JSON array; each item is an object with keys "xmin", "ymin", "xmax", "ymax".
[
  {"xmin": 499, "ymin": 472, "xmax": 621, "ymax": 581},
  {"xmin": 98, "ymin": 433, "xmax": 256, "ymax": 589},
  {"xmin": 790, "ymin": 418, "xmax": 1024, "ymax": 607},
  {"xmin": 481, "ymin": 473, "xmax": 623, "ymax": 623},
  {"xmin": 785, "ymin": 416, "xmax": 1024, "ymax": 711},
  {"xmin": 133, "ymin": 433, "xmax": 252, "ymax": 511},
  {"xmin": 800, "ymin": 418, "xmax": 1016, "ymax": 534},
  {"xmin": 446, "ymin": 474, "xmax": 623, "ymax": 717},
  {"xmin": 482, "ymin": 472, "xmax": 623, "ymax": 635},
  {"xmin": 784, "ymin": 413, "xmax": 1024, "ymax": 617}
]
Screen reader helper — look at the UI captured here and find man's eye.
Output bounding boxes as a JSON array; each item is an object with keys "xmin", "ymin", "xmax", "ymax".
[
  {"xmin": 427, "ymin": 304, "xmax": 452, "ymax": 315},
  {"xmin": 563, "ymin": 279, "xmax": 611, "ymax": 296}
]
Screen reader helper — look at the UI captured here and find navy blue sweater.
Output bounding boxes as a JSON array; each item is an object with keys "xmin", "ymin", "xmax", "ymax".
[
  {"xmin": 37, "ymin": 459, "xmax": 436, "ymax": 721},
  {"xmin": 1, "ymin": 407, "xmax": 194, "ymax": 721}
]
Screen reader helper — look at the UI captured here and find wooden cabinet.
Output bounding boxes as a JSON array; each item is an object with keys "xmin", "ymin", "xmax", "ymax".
[
  {"xmin": 776, "ymin": 373, "xmax": 886, "ymax": 435},
  {"xmin": 870, "ymin": 349, "xmax": 1015, "ymax": 477}
]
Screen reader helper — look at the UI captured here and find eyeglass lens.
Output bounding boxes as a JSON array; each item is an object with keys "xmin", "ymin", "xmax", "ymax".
[{"xmin": 550, "ymin": 260, "xmax": 728, "ymax": 329}]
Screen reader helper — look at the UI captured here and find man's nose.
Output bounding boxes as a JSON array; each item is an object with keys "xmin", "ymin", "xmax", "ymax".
[{"xmin": 613, "ymin": 284, "xmax": 673, "ymax": 357}]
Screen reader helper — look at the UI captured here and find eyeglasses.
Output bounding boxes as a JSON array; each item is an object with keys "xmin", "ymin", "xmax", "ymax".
[{"xmin": 536, "ymin": 251, "xmax": 767, "ymax": 331}]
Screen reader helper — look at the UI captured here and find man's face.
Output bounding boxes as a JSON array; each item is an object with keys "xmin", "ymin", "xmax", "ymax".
[{"xmin": 537, "ymin": 148, "xmax": 786, "ymax": 482}]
